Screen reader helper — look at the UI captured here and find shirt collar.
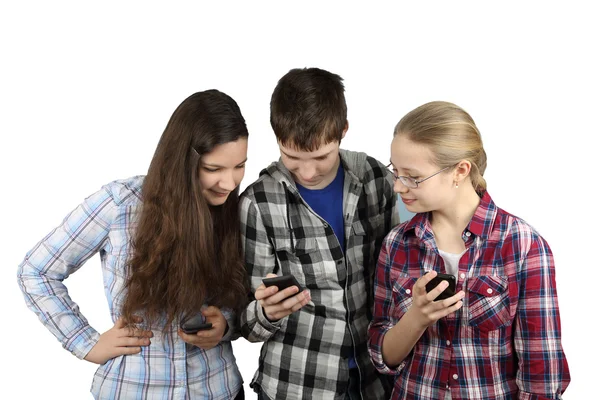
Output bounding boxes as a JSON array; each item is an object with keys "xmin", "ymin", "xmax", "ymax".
[{"xmin": 402, "ymin": 190, "xmax": 497, "ymax": 241}]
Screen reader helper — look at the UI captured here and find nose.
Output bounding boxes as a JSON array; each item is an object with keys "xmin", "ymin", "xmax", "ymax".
[
  {"xmin": 393, "ymin": 178, "xmax": 409, "ymax": 194},
  {"xmin": 298, "ymin": 163, "xmax": 317, "ymax": 181},
  {"xmin": 219, "ymin": 170, "xmax": 237, "ymax": 191}
]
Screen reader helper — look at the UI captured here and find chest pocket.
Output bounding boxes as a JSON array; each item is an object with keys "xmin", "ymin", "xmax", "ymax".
[
  {"xmin": 392, "ymin": 276, "xmax": 418, "ymax": 319},
  {"xmin": 467, "ymin": 275, "xmax": 513, "ymax": 332},
  {"xmin": 273, "ymin": 237, "xmax": 325, "ymax": 287}
]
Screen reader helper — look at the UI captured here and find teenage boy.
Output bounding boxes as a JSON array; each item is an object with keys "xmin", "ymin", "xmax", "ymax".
[{"xmin": 240, "ymin": 67, "xmax": 399, "ymax": 399}]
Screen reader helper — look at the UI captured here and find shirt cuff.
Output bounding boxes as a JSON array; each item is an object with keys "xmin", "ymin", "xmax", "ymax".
[
  {"xmin": 64, "ymin": 325, "xmax": 101, "ymax": 360},
  {"xmin": 369, "ymin": 324, "xmax": 407, "ymax": 375}
]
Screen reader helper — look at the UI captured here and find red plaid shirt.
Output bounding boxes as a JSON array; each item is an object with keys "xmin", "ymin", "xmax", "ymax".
[{"xmin": 368, "ymin": 191, "xmax": 570, "ymax": 399}]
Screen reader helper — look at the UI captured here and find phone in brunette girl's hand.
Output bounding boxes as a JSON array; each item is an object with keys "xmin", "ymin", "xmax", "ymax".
[{"xmin": 180, "ymin": 313, "xmax": 212, "ymax": 334}]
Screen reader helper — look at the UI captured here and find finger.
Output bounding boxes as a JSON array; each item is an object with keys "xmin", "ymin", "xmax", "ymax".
[
  {"xmin": 439, "ymin": 291, "xmax": 465, "ymax": 308},
  {"xmin": 435, "ymin": 300, "xmax": 464, "ymax": 319},
  {"xmin": 279, "ymin": 289, "xmax": 311, "ymax": 310},
  {"xmin": 414, "ymin": 271, "xmax": 438, "ymax": 294},
  {"xmin": 130, "ymin": 315, "xmax": 144, "ymax": 324},
  {"xmin": 116, "ymin": 346, "xmax": 143, "ymax": 355},
  {"xmin": 265, "ymin": 273, "xmax": 277, "ymax": 278},
  {"xmin": 118, "ymin": 337, "xmax": 151, "ymax": 347},
  {"xmin": 255, "ymin": 285, "xmax": 279, "ymax": 300},
  {"xmin": 264, "ymin": 290, "xmax": 310, "ymax": 318},
  {"xmin": 120, "ymin": 326, "xmax": 153, "ymax": 338},
  {"xmin": 262, "ymin": 286, "xmax": 300, "ymax": 306},
  {"xmin": 425, "ymin": 280, "xmax": 450, "ymax": 302}
]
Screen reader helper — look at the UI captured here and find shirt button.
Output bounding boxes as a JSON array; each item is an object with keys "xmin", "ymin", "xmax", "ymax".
[
  {"xmin": 453, "ymin": 374, "xmax": 459, "ymax": 380},
  {"xmin": 446, "ymin": 340, "xmax": 451, "ymax": 346},
  {"xmin": 487, "ymin": 288, "xmax": 493, "ymax": 294},
  {"xmin": 406, "ymin": 289, "xmax": 411, "ymax": 294},
  {"xmin": 465, "ymin": 232, "xmax": 471, "ymax": 237},
  {"xmin": 460, "ymin": 273, "xmax": 466, "ymax": 279}
]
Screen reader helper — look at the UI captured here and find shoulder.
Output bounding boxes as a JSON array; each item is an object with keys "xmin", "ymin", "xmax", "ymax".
[
  {"xmin": 94, "ymin": 176, "xmax": 144, "ymax": 207},
  {"xmin": 240, "ymin": 171, "xmax": 285, "ymax": 203},
  {"xmin": 495, "ymin": 205, "xmax": 551, "ymax": 256},
  {"xmin": 342, "ymin": 149, "xmax": 391, "ymax": 188}
]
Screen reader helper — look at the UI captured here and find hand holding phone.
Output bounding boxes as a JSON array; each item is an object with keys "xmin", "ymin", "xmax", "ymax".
[
  {"xmin": 180, "ymin": 313, "xmax": 213, "ymax": 334},
  {"xmin": 425, "ymin": 273, "xmax": 457, "ymax": 301}
]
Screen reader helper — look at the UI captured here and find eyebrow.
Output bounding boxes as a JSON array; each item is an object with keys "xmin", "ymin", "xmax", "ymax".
[
  {"xmin": 388, "ymin": 161, "xmax": 420, "ymax": 175},
  {"xmin": 202, "ymin": 158, "xmax": 247, "ymax": 168},
  {"xmin": 281, "ymin": 149, "xmax": 333, "ymax": 159}
]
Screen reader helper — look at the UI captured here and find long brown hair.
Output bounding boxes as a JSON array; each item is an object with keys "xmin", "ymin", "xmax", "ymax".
[{"xmin": 121, "ymin": 90, "xmax": 250, "ymax": 331}]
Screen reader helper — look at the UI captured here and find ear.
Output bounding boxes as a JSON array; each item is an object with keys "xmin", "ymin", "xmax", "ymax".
[
  {"xmin": 454, "ymin": 160, "xmax": 472, "ymax": 183},
  {"xmin": 341, "ymin": 120, "xmax": 349, "ymax": 139}
]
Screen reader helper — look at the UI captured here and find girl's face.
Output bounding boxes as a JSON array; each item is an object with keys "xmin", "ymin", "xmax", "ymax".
[
  {"xmin": 198, "ymin": 138, "xmax": 248, "ymax": 206},
  {"xmin": 390, "ymin": 134, "xmax": 456, "ymax": 213}
]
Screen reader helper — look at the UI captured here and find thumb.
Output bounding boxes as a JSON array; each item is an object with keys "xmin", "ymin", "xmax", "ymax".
[{"xmin": 266, "ymin": 273, "xmax": 277, "ymax": 278}]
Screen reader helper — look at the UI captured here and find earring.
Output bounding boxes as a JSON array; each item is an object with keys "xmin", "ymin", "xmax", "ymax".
[{"xmin": 454, "ymin": 181, "xmax": 459, "ymax": 189}]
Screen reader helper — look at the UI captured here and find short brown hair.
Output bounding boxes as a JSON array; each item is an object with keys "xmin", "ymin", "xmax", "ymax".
[{"xmin": 270, "ymin": 68, "xmax": 347, "ymax": 151}]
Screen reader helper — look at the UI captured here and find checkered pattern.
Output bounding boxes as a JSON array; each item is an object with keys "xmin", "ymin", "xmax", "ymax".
[
  {"xmin": 17, "ymin": 176, "xmax": 243, "ymax": 399},
  {"xmin": 368, "ymin": 191, "xmax": 570, "ymax": 399},
  {"xmin": 240, "ymin": 149, "xmax": 399, "ymax": 399}
]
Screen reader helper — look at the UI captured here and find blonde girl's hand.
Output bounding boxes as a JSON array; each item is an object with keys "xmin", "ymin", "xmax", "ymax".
[{"xmin": 406, "ymin": 271, "xmax": 465, "ymax": 329}]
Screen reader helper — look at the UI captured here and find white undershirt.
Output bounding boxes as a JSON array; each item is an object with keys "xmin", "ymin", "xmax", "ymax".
[
  {"xmin": 438, "ymin": 248, "xmax": 467, "ymax": 279},
  {"xmin": 437, "ymin": 248, "xmax": 467, "ymax": 400}
]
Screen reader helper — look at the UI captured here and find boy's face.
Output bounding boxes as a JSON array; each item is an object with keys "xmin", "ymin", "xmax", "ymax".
[{"xmin": 279, "ymin": 140, "xmax": 342, "ymax": 190}]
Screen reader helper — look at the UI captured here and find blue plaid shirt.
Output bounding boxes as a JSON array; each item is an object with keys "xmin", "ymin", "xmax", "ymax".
[{"xmin": 17, "ymin": 176, "xmax": 243, "ymax": 399}]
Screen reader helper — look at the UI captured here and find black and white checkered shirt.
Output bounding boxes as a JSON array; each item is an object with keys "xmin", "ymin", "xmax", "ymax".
[{"xmin": 240, "ymin": 149, "xmax": 399, "ymax": 399}]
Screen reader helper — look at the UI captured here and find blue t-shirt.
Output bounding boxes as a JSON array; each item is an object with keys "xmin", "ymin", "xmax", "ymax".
[
  {"xmin": 297, "ymin": 164, "xmax": 345, "ymax": 252},
  {"xmin": 298, "ymin": 164, "xmax": 359, "ymax": 368}
]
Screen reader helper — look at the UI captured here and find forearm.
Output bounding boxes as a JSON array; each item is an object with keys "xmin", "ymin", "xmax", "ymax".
[
  {"xmin": 18, "ymin": 262, "xmax": 100, "ymax": 358},
  {"xmin": 381, "ymin": 308, "xmax": 426, "ymax": 367}
]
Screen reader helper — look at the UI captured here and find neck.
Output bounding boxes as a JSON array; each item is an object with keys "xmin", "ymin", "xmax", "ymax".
[{"xmin": 431, "ymin": 187, "xmax": 481, "ymax": 232}]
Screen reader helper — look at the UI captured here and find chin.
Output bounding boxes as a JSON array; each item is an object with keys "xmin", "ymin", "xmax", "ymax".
[{"xmin": 206, "ymin": 195, "xmax": 229, "ymax": 206}]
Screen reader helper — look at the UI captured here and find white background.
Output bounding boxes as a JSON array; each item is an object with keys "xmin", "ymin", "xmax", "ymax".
[{"xmin": 1, "ymin": 2, "xmax": 596, "ymax": 399}]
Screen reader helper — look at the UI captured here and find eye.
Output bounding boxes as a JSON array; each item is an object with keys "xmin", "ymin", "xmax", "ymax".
[
  {"xmin": 203, "ymin": 167, "xmax": 220, "ymax": 173},
  {"xmin": 235, "ymin": 164, "xmax": 246, "ymax": 169},
  {"xmin": 315, "ymin": 155, "xmax": 328, "ymax": 161}
]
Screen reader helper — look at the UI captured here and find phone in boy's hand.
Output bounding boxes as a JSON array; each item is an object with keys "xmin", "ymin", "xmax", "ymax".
[
  {"xmin": 262, "ymin": 275, "xmax": 304, "ymax": 295},
  {"xmin": 425, "ymin": 273, "xmax": 457, "ymax": 301},
  {"xmin": 180, "ymin": 313, "xmax": 213, "ymax": 334}
]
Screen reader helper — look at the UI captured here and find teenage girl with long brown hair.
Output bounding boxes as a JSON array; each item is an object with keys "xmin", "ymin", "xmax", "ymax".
[{"xmin": 17, "ymin": 89, "xmax": 250, "ymax": 399}]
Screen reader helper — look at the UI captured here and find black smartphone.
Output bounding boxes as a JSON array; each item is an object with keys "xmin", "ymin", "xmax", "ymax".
[
  {"xmin": 425, "ymin": 273, "xmax": 457, "ymax": 301},
  {"xmin": 180, "ymin": 314, "xmax": 213, "ymax": 334},
  {"xmin": 262, "ymin": 275, "xmax": 304, "ymax": 293}
]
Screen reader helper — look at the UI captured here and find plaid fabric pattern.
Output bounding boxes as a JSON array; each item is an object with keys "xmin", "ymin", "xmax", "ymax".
[
  {"xmin": 368, "ymin": 191, "xmax": 570, "ymax": 400},
  {"xmin": 240, "ymin": 150, "xmax": 399, "ymax": 400},
  {"xmin": 17, "ymin": 176, "xmax": 243, "ymax": 400}
]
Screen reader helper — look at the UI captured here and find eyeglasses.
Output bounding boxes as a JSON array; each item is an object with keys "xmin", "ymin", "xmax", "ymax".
[{"xmin": 386, "ymin": 163, "xmax": 453, "ymax": 189}]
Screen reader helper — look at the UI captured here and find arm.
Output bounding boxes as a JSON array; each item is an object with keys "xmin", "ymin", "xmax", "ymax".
[
  {"xmin": 368, "ymin": 233, "xmax": 464, "ymax": 372},
  {"xmin": 514, "ymin": 234, "xmax": 570, "ymax": 399},
  {"xmin": 16, "ymin": 186, "xmax": 115, "ymax": 359},
  {"xmin": 368, "ymin": 234, "xmax": 407, "ymax": 374},
  {"xmin": 238, "ymin": 194, "xmax": 285, "ymax": 342}
]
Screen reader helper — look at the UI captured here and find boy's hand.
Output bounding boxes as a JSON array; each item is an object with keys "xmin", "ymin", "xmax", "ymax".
[
  {"xmin": 178, "ymin": 306, "xmax": 228, "ymax": 350},
  {"xmin": 407, "ymin": 271, "xmax": 465, "ymax": 329},
  {"xmin": 84, "ymin": 316, "xmax": 153, "ymax": 365},
  {"xmin": 255, "ymin": 273, "xmax": 311, "ymax": 321}
]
